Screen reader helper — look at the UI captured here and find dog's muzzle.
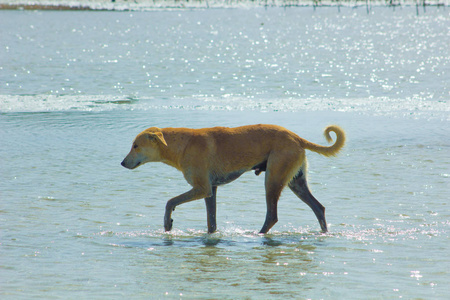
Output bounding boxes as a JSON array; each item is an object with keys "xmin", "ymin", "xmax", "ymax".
[{"xmin": 121, "ymin": 160, "xmax": 140, "ymax": 169}]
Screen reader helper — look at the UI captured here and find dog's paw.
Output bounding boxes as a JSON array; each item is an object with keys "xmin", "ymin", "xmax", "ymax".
[
  {"xmin": 164, "ymin": 215, "xmax": 173, "ymax": 231},
  {"xmin": 164, "ymin": 223, "xmax": 173, "ymax": 232}
]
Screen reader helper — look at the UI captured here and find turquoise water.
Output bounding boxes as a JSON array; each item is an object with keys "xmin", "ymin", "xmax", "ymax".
[{"xmin": 1, "ymin": 7, "xmax": 449, "ymax": 299}]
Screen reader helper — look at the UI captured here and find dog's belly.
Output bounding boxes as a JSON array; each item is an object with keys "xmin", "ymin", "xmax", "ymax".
[{"xmin": 210, "ymin": 170, "xmax": 245, "ymax": 186}]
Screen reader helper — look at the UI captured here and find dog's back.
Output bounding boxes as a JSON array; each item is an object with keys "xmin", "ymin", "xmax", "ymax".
[{"xmin": 178, "ymin": 124, "xmax": 302, "ymax": 174}]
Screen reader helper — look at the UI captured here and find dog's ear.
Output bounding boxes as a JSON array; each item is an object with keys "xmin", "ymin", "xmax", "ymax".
[{"xmin": 148, "ymin": 132, "xmax": 168, "ymax": 147}]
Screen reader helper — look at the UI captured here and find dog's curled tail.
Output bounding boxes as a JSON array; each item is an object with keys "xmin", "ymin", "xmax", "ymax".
[{"xmin": 301, "ymin": 125, "xmax": 346, "ymax": 157}]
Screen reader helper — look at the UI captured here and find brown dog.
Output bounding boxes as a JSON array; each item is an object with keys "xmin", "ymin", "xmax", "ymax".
[{"xmin": 121, "ymin": 124, "xmax": 345, "ymax": 234}]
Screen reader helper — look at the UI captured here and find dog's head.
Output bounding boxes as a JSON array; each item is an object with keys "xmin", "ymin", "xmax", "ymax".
[{"xmin": 121, "ymin": 127, "xmax": 167, "ymax": 169}]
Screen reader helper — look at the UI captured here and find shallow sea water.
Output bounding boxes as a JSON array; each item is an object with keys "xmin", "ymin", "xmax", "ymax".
[{"xmin": 0, "ymin": 6, "xmax": 449, "ymax": 299}]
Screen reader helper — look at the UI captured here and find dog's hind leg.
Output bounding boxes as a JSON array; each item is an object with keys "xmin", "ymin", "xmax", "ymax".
[
  {"xmin": 288, "ymin": 164, "xmax": 328, "ymax": 232},
  {"xmin": 259, "ymin": 155, "xmax": 295, "ymax": 234},
  {"xmin": 204, "ymin": 186, "xmax": 217, "ymax": 233},
  {"xmin": 259, "ymin": 180, "xmax": 283, "ymax": 234}
]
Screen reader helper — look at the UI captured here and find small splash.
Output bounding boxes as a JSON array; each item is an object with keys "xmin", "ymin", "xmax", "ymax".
[
  {"xmin": 410, "ymin": 270, "xmax": 423, "ymax": 280},
  {"xmin": 333, "ymin": 223, "xmax": 444, "ymax": 244}
]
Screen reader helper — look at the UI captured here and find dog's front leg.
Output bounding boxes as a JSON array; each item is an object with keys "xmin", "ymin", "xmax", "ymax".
[
  {"xmin": 164, "ymin": 187, "xmax": 211, "ymax": 231},
  {"xmin": 204, "ymin": 186, "xmax": 217, "ymax": 233}
]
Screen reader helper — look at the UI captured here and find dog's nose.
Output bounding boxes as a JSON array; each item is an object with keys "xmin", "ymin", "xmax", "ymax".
[{"xmin": 121, "ymin": 160, "xmax": 125, "ymax": 167}]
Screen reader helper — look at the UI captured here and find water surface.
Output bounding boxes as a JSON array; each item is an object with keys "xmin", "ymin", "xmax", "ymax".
[{"xmin": 1, "ymin": 7, "xmax": 449, "ymax": 299}]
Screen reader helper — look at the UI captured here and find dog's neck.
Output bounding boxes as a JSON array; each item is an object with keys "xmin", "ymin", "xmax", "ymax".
[{"xmin": 158, "ymin": 128, "xmax": 191, "ymax": 171}]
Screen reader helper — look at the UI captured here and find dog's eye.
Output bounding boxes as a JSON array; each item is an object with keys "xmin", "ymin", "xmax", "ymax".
[{"xmin": 133, "ymin": 144, "xmax": 138, "ymax": 149}]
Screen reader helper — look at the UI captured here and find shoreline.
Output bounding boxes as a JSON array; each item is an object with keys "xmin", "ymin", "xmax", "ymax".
[
  {"xmin": 0, "ymin": 0, "xmax": 448, "ymax": 11},
  {"xmin": 0, "ymin": 4, "xmax": 95, "ymax": 10}
]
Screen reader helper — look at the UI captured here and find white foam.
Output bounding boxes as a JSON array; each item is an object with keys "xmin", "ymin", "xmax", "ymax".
[
  {"xmin": 0, "ymin": 94, "xmax": 135, "ymax": 112},
  {"xmin": 1, "ymin": 94, "xmax": 448, "ymax": 120}
]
